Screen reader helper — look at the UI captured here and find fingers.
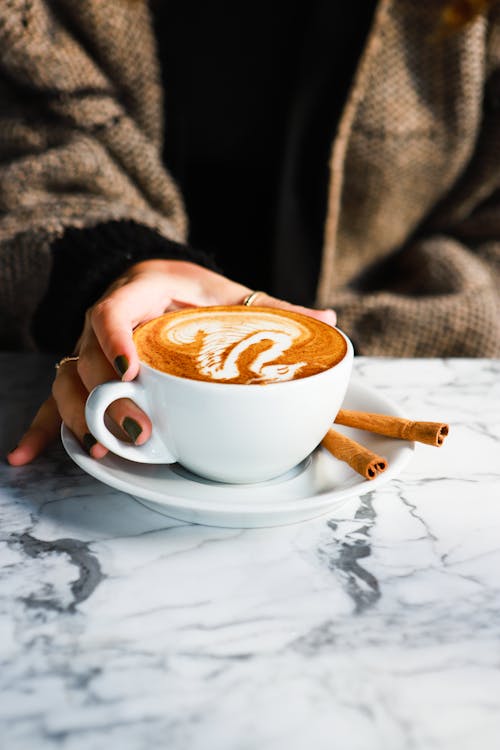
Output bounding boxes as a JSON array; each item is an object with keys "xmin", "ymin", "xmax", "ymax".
[
  {"xmin": 51, "ymin": 362, "xmax": 109, "ymax": 460},
  {"xmin": 88, "ymin": 296, "xmax": 142, "ymax": 382},
  {"xmin": 88, "ymin": 274, "xmax": 178, "ymax": 381},
  {"xmin": 9, "ymin": 353, "xmax": 153, "ymax": 467},
  {"xmin": 6, "ymin": 365, "xmax": 112, "ymax": 465},
  {"xmin": 75, "ymin": 353, "xmax": 152, "ymax": 451},
  {"xmin": 250, "ymin": 293, "xmax": 337, "ymax": 327},
  {"xmin": 7, "ymin": 396, "xmax": 62, "ymax": 466},
  {"xmin": 77, "ymin": 330, "xmax": 152, "ymax": 445}
]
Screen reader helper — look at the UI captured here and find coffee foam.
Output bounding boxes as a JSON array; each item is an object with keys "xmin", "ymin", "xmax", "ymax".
[{"xmin": 133, "ymin": 306, "xmax": 347, "ymax": 384}]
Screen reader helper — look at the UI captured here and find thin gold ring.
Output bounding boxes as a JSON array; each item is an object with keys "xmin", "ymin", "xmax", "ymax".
[
  {"xmin": 55, "ymin": 355, "xmax": 79, "ymax": 371},
  {"xmin": 242, "ymin": 290, "xmax": 264, "ymax": 306}
]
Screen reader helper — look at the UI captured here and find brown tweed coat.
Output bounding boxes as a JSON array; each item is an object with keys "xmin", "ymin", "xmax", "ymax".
[{"xmin": 0, "ymin": 0, "xmax": 499, "ymax": 355}]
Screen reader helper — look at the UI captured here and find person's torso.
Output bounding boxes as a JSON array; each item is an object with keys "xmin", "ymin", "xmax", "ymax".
[{"xmin": 152, "ymin": 1, "xmax": 375, "ymax": 303}]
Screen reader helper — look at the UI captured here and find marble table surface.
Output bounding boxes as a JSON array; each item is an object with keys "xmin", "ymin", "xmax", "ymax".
[{"xmin": 1, "ymin": 354, "xmax": 499, "ymax": 750}]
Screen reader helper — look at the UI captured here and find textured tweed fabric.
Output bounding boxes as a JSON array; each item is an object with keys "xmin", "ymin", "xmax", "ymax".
[{"xmin": 1, "ymin": 0, "xmax": 499, "ymax": 355}]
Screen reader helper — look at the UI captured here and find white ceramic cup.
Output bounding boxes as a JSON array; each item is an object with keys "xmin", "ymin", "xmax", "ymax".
[{"xmin": 85, "ymin": 327, "xmax": 353, "ymax": 484}]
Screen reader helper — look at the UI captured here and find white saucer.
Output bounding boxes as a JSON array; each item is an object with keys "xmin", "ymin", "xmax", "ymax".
[{"xmin": 61, "ymin": 380, "xmax": 414, "ymax": 528}]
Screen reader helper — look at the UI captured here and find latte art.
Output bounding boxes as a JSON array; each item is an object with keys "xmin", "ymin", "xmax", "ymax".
[
  {"xmin": 133, "ymin": 306, "xmax": 347, "ymax": 385},
  {"xmin": 162, "ymin": 313, "xmax": 309, "ymax": 383}
]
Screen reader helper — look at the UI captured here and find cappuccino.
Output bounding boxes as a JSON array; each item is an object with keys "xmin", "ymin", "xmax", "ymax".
[{"xmin": 133, "ymin": 306, "xmax": 346, "ymax": 385}]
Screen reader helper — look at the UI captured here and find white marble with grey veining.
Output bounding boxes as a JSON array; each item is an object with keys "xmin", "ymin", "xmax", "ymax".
[{"xmin": 1, "ymin": 354, "xmax": 500, "ymax": 750}]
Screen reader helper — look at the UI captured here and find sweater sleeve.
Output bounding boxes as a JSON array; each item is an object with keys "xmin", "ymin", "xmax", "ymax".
[
  {"xmin": 32, "ymin": 220, "xmax": 218, "ymax": 353},
  {"xmin": 331, "ymin": 232, "xmax": 500, "ymax": 357},
  {"xmin": 0, "ymin": 2, "xmax": 189, "ymax": 350}
]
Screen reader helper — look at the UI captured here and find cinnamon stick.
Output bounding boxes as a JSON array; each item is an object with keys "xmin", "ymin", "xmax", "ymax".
[
  {"xmin": 321, "ymin": 428, "xmax": 388, "ymax": 480},
  {"xmin": 334, "ymin": 410, "xmax": 449, "ymax": 447}
]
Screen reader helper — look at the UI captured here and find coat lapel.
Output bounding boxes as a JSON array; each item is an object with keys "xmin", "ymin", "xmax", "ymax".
[{"xmin": 317, "ymin": 0, "xmax": 486, "ymax": 304}]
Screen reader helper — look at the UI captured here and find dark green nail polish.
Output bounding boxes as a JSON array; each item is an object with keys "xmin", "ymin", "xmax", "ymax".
[
  {"xmin": 122, "ymin": 417, "xmax": 142, "ymax": 443},
  {"xmin": 114, "ymin": 354, "xmax": 129, "ymax": 378},
  {"xmin": 83, "ymin": 433, "xmax": 97, "ymax": 454}
]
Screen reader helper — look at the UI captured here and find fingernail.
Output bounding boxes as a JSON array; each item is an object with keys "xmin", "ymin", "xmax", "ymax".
[
  {"xmin": 114, "ymin": 355, "xmax": 129, "ymax": 378},
  {"xmin": 83, "ymin": 433, "xmax": 97, "ymax": 455},
  {"xmin": 122, "ymin": 417, "xmax": 142, "ymax": 443}
]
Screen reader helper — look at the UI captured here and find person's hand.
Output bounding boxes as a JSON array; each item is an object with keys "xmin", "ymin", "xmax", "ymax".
[{"xmin": 7, "ymin": 260, "xmax": 336, "ymax": 466}]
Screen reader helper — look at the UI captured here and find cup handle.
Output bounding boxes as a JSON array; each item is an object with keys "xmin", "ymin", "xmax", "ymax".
[{"xmin": 85, "ymin": 380, "xmax": 177, "ymax": 464}]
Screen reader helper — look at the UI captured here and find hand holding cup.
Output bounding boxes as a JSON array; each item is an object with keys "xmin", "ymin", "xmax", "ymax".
[{"xmin": 7, "ymin": 261, "xmax": 336, "ymax": 466}]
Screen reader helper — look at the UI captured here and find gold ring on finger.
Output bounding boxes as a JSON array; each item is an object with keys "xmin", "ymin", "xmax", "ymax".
[
  {"xmin": 242, "ymin": 290, "xmax": 265, "ymax": 306},
  {"xmin": 55, "ymin": 355, "xmax": 80, "ymax": 371}
]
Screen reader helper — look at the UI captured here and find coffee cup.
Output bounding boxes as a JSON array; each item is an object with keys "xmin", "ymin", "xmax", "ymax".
[{"xmin": 85, "ymin": 306, "xmax": 353, "ymax": 483}]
